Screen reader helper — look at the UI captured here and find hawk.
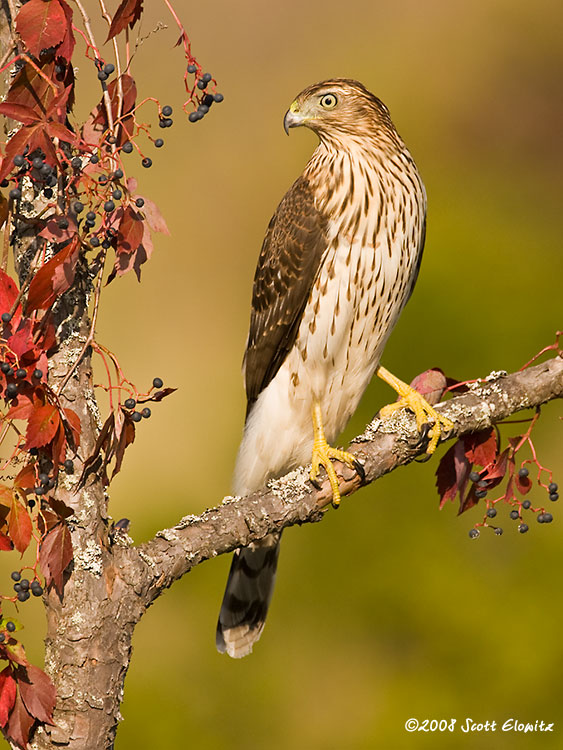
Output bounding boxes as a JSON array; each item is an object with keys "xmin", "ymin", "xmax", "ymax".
[{"xmin": 216, "ymin": 79, "xmax": 453, "ymax": 658}]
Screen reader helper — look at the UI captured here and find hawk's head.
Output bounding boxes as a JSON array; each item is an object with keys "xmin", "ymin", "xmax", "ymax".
[{"xmin": 283, "ymin": 79, "xmax": 395, "ymax": 144}]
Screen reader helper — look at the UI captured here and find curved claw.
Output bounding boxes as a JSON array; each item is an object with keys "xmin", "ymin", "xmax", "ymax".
[{"xmin": 353, "ymin": 459, "xmax": 366, "ymax": 484}]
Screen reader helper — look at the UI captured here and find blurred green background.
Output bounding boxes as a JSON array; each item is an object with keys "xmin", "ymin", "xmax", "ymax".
[{"xmin": 4, "ymin": 0, "xmax": 563, "ymax": 748}]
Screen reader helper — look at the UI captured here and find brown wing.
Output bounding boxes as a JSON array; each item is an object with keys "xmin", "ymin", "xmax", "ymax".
[{"xmin": 244, "ymin": 176, "xmax": 328, "ymax": 416}]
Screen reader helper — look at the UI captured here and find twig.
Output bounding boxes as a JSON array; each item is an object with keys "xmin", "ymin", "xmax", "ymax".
[
  {"xmin": 71, "ymin": 0, "xmax": 115, "ymax": 134},
  {"xmin": 97, "ymin": 0, "xmax": 124, "ymax": 135},
  {"xmin": 132, "ymin": 356, "xmax": 563, "ymax": 602}
]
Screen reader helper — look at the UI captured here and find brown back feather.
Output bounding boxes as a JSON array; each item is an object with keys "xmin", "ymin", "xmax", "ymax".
[{"xmin": 244, "ymin": 176, "xmax": 328, "ymax": 416}]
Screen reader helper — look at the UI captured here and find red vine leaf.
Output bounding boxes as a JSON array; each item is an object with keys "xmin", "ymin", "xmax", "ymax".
[
  {"xmin": 26, "ymin": 236, "xmax": 80, "ymax": 313},
  {"xmin": 17, "ymin": 665, "xmax": 56, "ymax": 725},
  {"xmin": 117, "ymin": 206, "xmax": 144, "ymax": 254},
  {"xmin": 410, "ymin": 368, "xmax": 448, "ymax": 406},
  {"xmin": 39, "ymin": 522, "xmax": 73, "ymax": 596},
  {"xmin": 38, "ymin": 216, "xmax": 77, "ymax": 244},
  {"xmin": 0, "ymin": 667, "xmax": 16, "ymax": 728},
  {"xmin": 56, "ymin": 0, "xmax": 75, "ymax": 61},
  {"xmin": 5, "ymin": 690, "xmax": 34, "ymax": 750},
  {"xmin": 8, "ymin": 496, "xmax": 32, "ymax": 555},
  {"xmin": 0, "ymin": 269, "xmax": 21, "ymax": 325},
  {"xmin": 26, "ymin": 404, "xmax": 60, "ymax": 449},
  {"xmin": 0, "ymin": 534, "xmax": 13, "ymax": 552},
  {"xmin": 106, "ymin": 0, "xmax": 144, "ymax": 41},
  {"xmin": 0, "ymin": 102, "xmax": 40, "ymax": 126},
  {"xmin": 463, "ymin": 428, "xmax": 497, "ymax": 468},
  {"xmin": 515, "ymin": 473, "xmax": 532, "ymax": 495},
  {"xmin": 16, "ymin": 0, "xmax": 67, "ymax": 57}
]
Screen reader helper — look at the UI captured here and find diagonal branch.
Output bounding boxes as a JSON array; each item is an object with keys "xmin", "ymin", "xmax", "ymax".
[{"xmin": 131, "ymin": 356, "xmax": 563, "ymax": 603}]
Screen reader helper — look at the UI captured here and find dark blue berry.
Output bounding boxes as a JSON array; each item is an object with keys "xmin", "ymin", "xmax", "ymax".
[
  {"xmin": 518, "ymin": 523, "xmax": 529, "ymax": 533},
  {"xmin": 549, "ymin": 492, "xmax": 559, "ymax": 502},
  {"xmin": 103, "ymin": 63, "xmax": 115, "ymax": 75},
  {"xmin": 9, "ymin": 188, "xmax": 21, "ymax": 200},
  {"xmin": 122, "ymin": 142, "xmax": 133, "ymax": 153},
  {"xmin": 518, "ymin": 467, "xmax": 529, "ymax": 478},
  {"xmin": 537, "ymin": 514, "xmax": 545, "ymax": 523},
  {"xmin": 97, "ymin": 70, "xmax": 108, "ymax": 81},
  {"xmin": 112, "ymin": 189, "xmax": 122, "ymax": 200},
  {"xmin": 197, "ymin": 79, "xmax": 207, "ymax": 90},
  {"xmin": 90, "ymin": 237, "xmax": 100, "ymax": 247},
  {"xmin": 486, "ymin": 507, "xmax": 497, "ymax": 518},
  {"xmin": 6, "ymin": 383, "xmax": 18, "ymax": 399},
  {"xmin": 543, "ymin": 512, "xmax": 553, "ymax": 523},
  {"xmin": 86, "ymin": 211, "xmax": 96, "ymax": 221},
  {"xmin": 141, "ymin": 407, "xmax": 151, "ymax": 418},
  {"xmin": 142, "ymin": 158, "xmax": 152, "ymax": 168},
  {"xmin": 32, "ymin": 157, "xmax": 43, "ymax": 169},
  {"xmin": 135, "ymin": 197, "xmax": 144, "ymax": 208},
  {"xmin": 494, "ymin": 527, "xmax": 503, "ymax": 535},
  {"xmin": 548, "ymin": 482, "xmax": 558, "ymax": 493},
  {"xmin": 19, "ymin": 579, "xmax": 29, "ymax": 591},
  {"xmin": 43, "ymin": 187, "xmax": 53, "ymax": 198},
  {"xmin": 468, "ymin": 528, "xmax": 479, "ymax": 539},
  {"xmin": 113, "ymin": 169, "xmax": 124, "ymax": 179},
  {"xmin": 522, "ymin": 499, "xmax": 531, "ymax": 509},
  {"xmin": 71, "ymin": 157, "xmax": 82, "ymax": 169},
  {"xmin": 187, "ymin": 64, "xmax": 197, "ymax": 73},
  {"xmin": 162, "ymin": 105, "xmax": 173, "ymax": 116},
  {"xmin": 90, "ymin": 154, "xmax": 99, "ymax": 164},
  {"xmin": 131, "ymin": 411, "xmax": 142, "ymax": 423},
  {"xmin": 0, "ymin": 362, "xmax": 10, "ymax": 373},
  {"xmin": 104, "ymin": 200, "xmax": 115, "ymax": 212},
  {"xmin": 124, "ymin": 398, "xmax": 136, "ymax": 409},
  {"xmin": 73, "ymin": 201, "xmax": 84, "ymax": 213},
  {"xmin": 188, "ymin": 111, "xmax": 200, "ymax": 123},
  {"xmin": 213, "ymin": 93, "xmax": 224, "ymax": 103},
  {"xmin": 17, "ymin": 591, "xmax": 30, "ymax": 602},
  {"xmin": 64, "ymin": 459, "xmax": 74, "ymax": 474},
  {"xmin": 510, "ymin": 510, "xmax": 520, "ymax": 520},
  {"xmin": 163, "ymin": 118, "xmax": 173, "ymax": 127},
  {"xmin": 15, "ymin": 368, "xmax": 26, "ymax": 379},
  {"xmin": 6, "ymin": 621, "xmax": 15, "ymax": 632},
  {"xmin": 154, "ymin": 139, "xmax": 164, "ymax": 148},
  {"xmin": 10, "ymin": 571, "xmax": 21, "ymax": 582},
  {"xmin": 152, "ymin": 377, "xmax": 163, "ymax": 388},
  {"xmin": 201, "ymin": 72, "xmax": 212, "ymax": 83},
  {"xmin": 1, "ymin": 312, "xmax": 11, "ymax": 323},
  {"xmin": 13, "ymin": 155, "xmax": 24, "ymax": 166}
]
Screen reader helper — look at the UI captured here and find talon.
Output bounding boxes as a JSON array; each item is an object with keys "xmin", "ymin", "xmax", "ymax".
[
  {"xmin": 353, "ymin": 459, "xmax": 366, "ymax": 484},
  {"xmin": 377, "ymin": 365, "xmax": 454, "ymax": 455}
]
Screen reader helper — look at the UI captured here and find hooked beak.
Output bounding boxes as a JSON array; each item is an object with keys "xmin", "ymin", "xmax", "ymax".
[{"xmin": 283, "ymin": 106, "xmax": 304, "ymax": 135}]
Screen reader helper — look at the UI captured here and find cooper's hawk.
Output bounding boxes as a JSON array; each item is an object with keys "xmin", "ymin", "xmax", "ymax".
[{"xmin": 216, "ymin": 79, "xmax": 453, "ymax": 658}]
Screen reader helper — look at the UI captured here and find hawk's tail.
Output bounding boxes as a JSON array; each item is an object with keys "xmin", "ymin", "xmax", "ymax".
[{"xmin": 216, "ymin": 532, "xmax": 281, "ymax": 658}]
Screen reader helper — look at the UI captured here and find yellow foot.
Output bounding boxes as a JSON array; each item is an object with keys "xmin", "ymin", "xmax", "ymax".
[
  {"xmin": 377, "ymin": 366, "xmax": 454, "ymax": 454},
  {"xmin": 310, "ymin": 440, "xmax": 359, "ymax": 507}
]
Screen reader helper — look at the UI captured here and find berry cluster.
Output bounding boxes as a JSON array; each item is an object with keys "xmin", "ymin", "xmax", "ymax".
[
  {"xmin": 185, "ymin": 65, "xmax": 224, "ymax": 122},
  {"xmin": 122, "ymin": 377, "xmax": 163, "ymax": 422},
  {"xmin": 10, "ymin": 571, "xmax": 43, "ymax": 602},
  {"xmin": 0, "ymin": 620, "xmax": 16, "ymax": 643},
  {"xmin": 468, "ymin": 469, "xmax": 558, "ymax": 539}
]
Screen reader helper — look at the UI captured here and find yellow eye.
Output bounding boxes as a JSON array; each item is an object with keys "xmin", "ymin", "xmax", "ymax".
[{"xmin": 320, "ymin": 94, "xmax": 338, "ymax": 109}]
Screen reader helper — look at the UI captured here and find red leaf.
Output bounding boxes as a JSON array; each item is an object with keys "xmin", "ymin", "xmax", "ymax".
[
  {"xmin": 39, "ymin": 522, "xmax": 72, "ymax": 596},
  {"xmin": 459, "ymin": 483, "xmax": 480, "ymax": 515},
  {"xmin": 4, "ymin": 639, "xmax": 29, "ymax": 668},
  {"xmin": 481, "ymin": 448, "xmax": 510, "ymax": 489},
  {"xmin": 56, "ymin": 0, "xmax": 75, "ymax": 61},
  {"xmin": 26, "ymin": 237, "xmax": 80, "ymax": 313},
  {"xmin": 8, "ymin": 498, "xmax": 32, "ymax": 555},
  {"xmin": 0, "ymin": 534, "xmax": 13, "ymax": 552},
  {"xmin": 0, "ymin": 269, "xmax": 21, "ymax": 325},
  {"xmin": 38, "ymin": 216, "xmax": 77, "ymax": 244},
  {"xmin": 17, "ymin": 666, "xmax": 56, "ymax": 725},
  {"xmin": 410, "ymin": 368, "xmax": 447, "ymax": 406},
  {"xmin": 5, "ymin": 691, "xmax": 34, "ymax": 750},
  {"xmin": 463, "ymin": 428, "xmax": 497, "ymax": 468},
  {"xmin": 14, "ymin": 464, "xmax": 36, "ymax": 493},
  {"xmin": 6, "ymin": 394, "xmax": 36, "ymax": 421},
  {"xmin": 117, "ymin": 206, "xmax": 144, "ymax": 254},
  {"xmin": 436, "ymin": 442, "xmax": 458, "ymax": 508},
  {"xmin": 515, "ymin": 473, "xmax": 532, "ymax": 495},
  {"xmin": 0, "ymin": 123, "xmax": 41, "ymax": 182},
  {"xmin": 0, "ymin": 102, "xmax": 40, "ymax": 125},
  {"xmin": 137, "ymin": 195, "xmax": 169, "ymax": 235},
  {"xmin": 0, "ymin": 667, "xmax": 16, "ymax": 728},
  {"xmin": 46, "ymin": 120, "xmax": 76, "ymax": 144},
  {"xmin": 7, "ymin": 319, "xmax": 35, "ymax": 359},
  {"xmin": 26, "ymin": 404, "xmax": 60, "ymax": 449},
  {"xmin": 16, "ymin": 0, "xmax": 66, "ymax": 57},
  {"xmin": 62, "ymin": 407, "xmax": 81, "ymax": 450},
  {"xmin": 106, "ymin": 0, "xmax": 143, "ymax": 41}
]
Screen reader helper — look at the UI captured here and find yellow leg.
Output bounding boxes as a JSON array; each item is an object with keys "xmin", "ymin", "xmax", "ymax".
[
  {"xmin": 377, "ymin": 366, "xmax": 454, "ymax": 454},
  {"xmin": 310, "ymin": 402, "xmax": 360, "ymax": 507}
]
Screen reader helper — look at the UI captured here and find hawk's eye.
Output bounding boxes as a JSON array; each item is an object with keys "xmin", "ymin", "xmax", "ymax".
[{"xmin": 320, "ymin": 94, "xmax": 338, "ymax": 110}]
